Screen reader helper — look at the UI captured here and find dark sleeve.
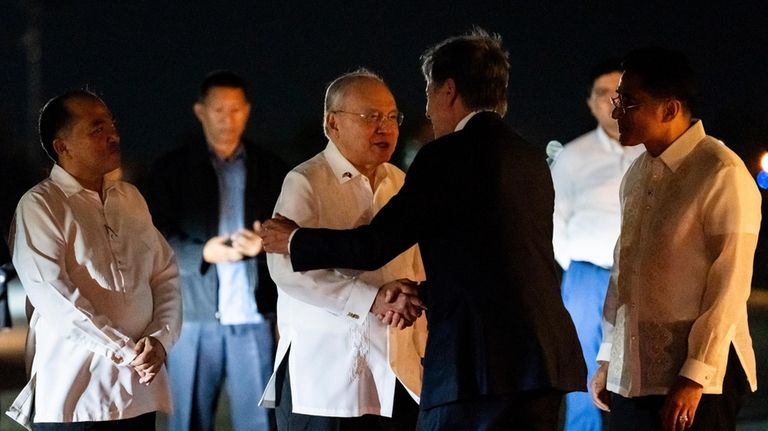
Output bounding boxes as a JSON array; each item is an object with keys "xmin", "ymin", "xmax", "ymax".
[
  {"xmin": 253, "ymin": 151, "xmax": 290, "ymax": 315},
  {"xmin": 0, "ymin": 239, "xmax": 11, "ymax": 328},
  {"xmin": 145, "ymin": 154, "xmax": 208, "ymax": 275},
  {"xmin": 290, "ymin": 144, "xmax": 437, "ymax": 272}
]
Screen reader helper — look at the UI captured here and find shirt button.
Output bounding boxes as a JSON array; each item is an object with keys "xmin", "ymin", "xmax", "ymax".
[{"xmin": 214, "ymin": 311, "xmax": 221, "ymax": 320}]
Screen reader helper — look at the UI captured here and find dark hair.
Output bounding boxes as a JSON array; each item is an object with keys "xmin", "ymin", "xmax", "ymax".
[
  {"xmin": 199, "ymin": 70, "xmax": 249, "ymax": 102},
  {"xmin": 38, "ymin": 89, "xmax": 102, "ymax": 162},
  {"xmin": 588, "ymin": 57, "xmax": 622, "ymax": 94},
  {"xmin": 421, "ymin": 27, "xmax": 510, "ymax": 115},
  {"xmin": 621, "ymin": 46, "xmax": 698, "ymax": 111}
]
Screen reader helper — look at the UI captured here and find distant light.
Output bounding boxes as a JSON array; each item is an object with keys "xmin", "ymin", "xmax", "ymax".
[
  {"xmin": 757, "ymin": 171, "xmax": 768, "ymax": 190},
  {"xmin": 762, "ymin": 153, "xmax": 768, "ymax": 172}
]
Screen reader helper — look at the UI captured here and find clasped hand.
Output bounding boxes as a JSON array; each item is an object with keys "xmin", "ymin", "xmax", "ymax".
[
  {"xmin": 130, "ymin": 336, "xmax": 166, "ymax": 385},
  {"xmin": 203, "ymin": 223, "xmax": 265, "ymax": 263},
  {"xmin": 371, "ymin": 279, "xmax": 426, "ymax": 330}
]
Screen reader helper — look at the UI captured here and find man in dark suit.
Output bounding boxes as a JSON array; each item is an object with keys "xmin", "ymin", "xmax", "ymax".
[
  {"xmin": 147, "ymin": 70, "xmax": 287, "ymax": 431},
  {"xmin": 259, "ymin": 29, "xmax": 585, "ymax": 430}
]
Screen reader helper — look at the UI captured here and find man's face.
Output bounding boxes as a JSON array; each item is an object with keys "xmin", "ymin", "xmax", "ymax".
[
  {"xmin": 194, "ymin": 86, "xmax": 250, "ymax": 152},
  {"xmin": 425, "ymin": 80, "xmax": 454, "ymax": 139},
  {"xmin": 612, "ymin": 72, "xmax": 666, "ymax": 148},
  {"xmin": 587, "ymin": 71, "xmax": 621, "ymax": 139},
  {"xmin": 56, "ymin": 97, "xmax": 121, "ymax": 177},
  {"xmin": 326, "ymin": 80, "xmax": 399, "ymax": 173}
]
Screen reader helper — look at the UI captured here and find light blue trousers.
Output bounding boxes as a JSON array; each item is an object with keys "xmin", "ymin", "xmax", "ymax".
[
  {"xmin": 561, "ymin": 261, "xmax": 610, "ymax": 431},
  {"xmin": 167, "ymin": 321, "xmax": 274, "ymax": 431}
]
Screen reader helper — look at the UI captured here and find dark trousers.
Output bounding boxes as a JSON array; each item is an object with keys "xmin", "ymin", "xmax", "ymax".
[
  {"xmin": 416, "ymin": 389, "xmax": 563, "ymax": 431},
  {"xmin": 31, "ymin": 412, "xmax": 156, "ymax": 431},
  {"xmin": 609, "ymin": 347, "xmax": 750, "ymax": 431},
  {"xmin": 275, "ymin": 352, "xmax": 419, "ymax": 431}
]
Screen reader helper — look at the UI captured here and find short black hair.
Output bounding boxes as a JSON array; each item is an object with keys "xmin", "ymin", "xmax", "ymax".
[
  {"xmin": 588, "ymin": 58, "xmax": 622, "ymax": 94},
  {"xmin": 421, "ymin": 27, "xmax": 510, "ymax": 115},
  {"xmin": 199, "ymin": 70, "xmax": 250, "ymax": 102},
  {"xmin": 38, "ymin": 89, "xmax": 102, "ymax": 162},
  {"xmin": 621, "ymin": 46, "xmax": 698, "ymax": 111}
]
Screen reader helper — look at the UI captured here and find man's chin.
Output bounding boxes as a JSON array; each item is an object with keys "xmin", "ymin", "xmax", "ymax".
[{"xmin": 618, "ymin": 135, "xmax": 639, "ymax": 147}]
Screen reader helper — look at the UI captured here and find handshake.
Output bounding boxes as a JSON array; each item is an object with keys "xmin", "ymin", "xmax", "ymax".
[{"xmin": 371, "ymin": 279, "xmax": 426, "ymax": 330}]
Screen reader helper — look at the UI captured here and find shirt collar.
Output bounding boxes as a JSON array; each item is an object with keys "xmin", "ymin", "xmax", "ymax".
[
  {"xmin": 50, "ymin": 164, "xmax": 124, "ymax": 198},
  {"xmin": 209, "ymin": 142, "xmax": 246, "ymax": 163},
  {"xmin": 595, "ymin": 125, "xmax": 623, "ymax": 154},
  {"xmin": 324, "ymin": 140, "xmax": 362, "ymax": 184},
  {"xmin": 657, "ymin": 120, "xmax": 706, "ymax": 173},
  {"xmin": 455, "ymin": 111, "xmax": 479, "ymax": 132},
  {"xmin": 324, "ymin": 140, "xmax": 389, "ymax": 186}
]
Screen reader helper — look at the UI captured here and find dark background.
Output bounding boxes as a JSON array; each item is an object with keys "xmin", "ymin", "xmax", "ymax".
[{"xmin": 1, "ymin": 0, "xmax": 767, "ymax": 281}]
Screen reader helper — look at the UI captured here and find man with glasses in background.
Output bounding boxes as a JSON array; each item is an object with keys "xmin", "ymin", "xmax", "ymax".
[
  {"xmin": 550, "ymin": 58, "xmax": 645, "ymax": 431},
  {"xmin": 591, "ymin": 47, "xmax": 759, "ymax": 431},
  {"xmin": 259, "ymin": 68, "xmax": 425, "ymax": 431}
]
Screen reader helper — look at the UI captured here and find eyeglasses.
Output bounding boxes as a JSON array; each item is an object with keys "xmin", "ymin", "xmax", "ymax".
[
  {"xmin": 332, "ymin": 110, "xmax": 404, "ymax": 126},
  {"xmin": 610, "ymin": 95, "xmax": 643, "ymax": 116}
]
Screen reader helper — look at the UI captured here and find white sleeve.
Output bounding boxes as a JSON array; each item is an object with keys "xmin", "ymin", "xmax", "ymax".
[
  {"xmin": 268, "ymin": 171, "xmax": 379, "ymax": 324},
  {"xmin": 11, "ymin": 194, "xmax": 138, "ymax": 366},
  {"xmin": 142, "ymin": 225, "xmax": 181, "ymax": 354}
]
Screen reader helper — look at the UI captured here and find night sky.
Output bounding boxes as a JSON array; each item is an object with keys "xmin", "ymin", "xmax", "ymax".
[{"xmin": 1, "ymin": 1, "xmax": 768, "ymax": 277}]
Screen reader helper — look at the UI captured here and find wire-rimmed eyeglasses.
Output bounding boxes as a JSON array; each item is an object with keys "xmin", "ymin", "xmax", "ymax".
[
  {"xmin": 610, "ymin": 95, "xmax": 643, "ymax": 116},
  {"xmin": 332, "ymin": 110, "xmax": 404, "ymax": 126}
]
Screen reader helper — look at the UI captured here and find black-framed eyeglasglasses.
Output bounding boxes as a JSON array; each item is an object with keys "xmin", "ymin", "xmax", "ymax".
[{"xmin": 610, "ymin": 95, "xmax": 644, "ymax": 116}]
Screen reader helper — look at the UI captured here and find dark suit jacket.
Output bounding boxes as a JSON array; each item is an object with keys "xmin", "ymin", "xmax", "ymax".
[
  {"xmin": 147, "ymin": 138, "xmax": 288, "ymax": 322},
  {"xmin": 290, "ymin": 112, "xmax": 586, "ymax": 409}
]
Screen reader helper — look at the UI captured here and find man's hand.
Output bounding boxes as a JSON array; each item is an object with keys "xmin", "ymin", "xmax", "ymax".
[
  {"xmin": 203, "ymin": 235, "xmax": 244, "ymax": 263},
  {"xmin": 231, "ymin": 226, "xmax": 263, "ymax": 257},
  {"xmin": 130, "ymin": 336, "xmax": 167, "ymax": 385},
  {"xmin": 371, "ymin": 279, "xmax": 425, "ymax": 329},
  {"xmin": 256, "ymin": 214, "xmax": 299, "ymax": 254},
  {"xmin": 660, "ymin": 376, "xmax": 703, "ymax": 431},
  {"xmin": 590, "ymin": 361, "xmax": 612, "ymax": 412}
]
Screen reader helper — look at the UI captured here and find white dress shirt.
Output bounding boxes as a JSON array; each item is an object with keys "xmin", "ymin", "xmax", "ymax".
[
  {"xmin": 260, "ymin": 141, "xmax": 424, "ymax": 417},
  {"xmin": 551, "ymin": 127, "xmax": 645, "ymax": 270},
  {"xmin": 6, "ymin": 165, "xmax": 181, "ymax": 427},
  {"xmin": 597, "ymin": 121, "xmax": 760, "ymax": 396}
]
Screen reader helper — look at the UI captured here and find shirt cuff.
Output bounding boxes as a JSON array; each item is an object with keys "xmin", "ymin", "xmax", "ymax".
[
  {"xmin": 596, "ymin": 342, "xmax": 612, "ymax": 363},
  {"xmin": 342, "ymin": 276, "xmax": 379, "ymax": 325},
  {"xmin": 147, "ymin": 327, "xmax": 174, "ymax": 356},
  {"xmin": 679, "ymin": 357, "xmax": 717, "ymax": 387},
  {"xmin": 111, "ymin": 339, "xmax": 138, "ymax": 366},
  {"xmin": 287, "ymin": 228, "xmax": 299, "ymax": 253}
]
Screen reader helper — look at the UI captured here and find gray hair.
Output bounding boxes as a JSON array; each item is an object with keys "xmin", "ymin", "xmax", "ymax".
[{"xmin": 323, "ymin": 68, "xmax": 388, "ymax": 136}]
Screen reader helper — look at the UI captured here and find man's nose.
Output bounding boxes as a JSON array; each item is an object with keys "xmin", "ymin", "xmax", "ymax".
[{"xmin": 377, "ymin": 120, "xmax": 398, "ymax": 133}]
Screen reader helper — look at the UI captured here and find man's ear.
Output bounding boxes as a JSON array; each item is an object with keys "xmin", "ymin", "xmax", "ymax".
[
  {"xmin": 324, "ymin": 112, "xmax": 340, "ymax": 139},
  {"xmin": 662, "ymin": 99, "xmax": 682, "ymax": 122},
  {"xmin": 193, "ymin": 102, "xmax": 205, "ymax": 122},
  {"xmin": 52, "ymin": 138, "xmax": 68, "ymax": 159},
  {"xmin": 444, "ymin": 78, "xmax": 458, "ymax": 104}
]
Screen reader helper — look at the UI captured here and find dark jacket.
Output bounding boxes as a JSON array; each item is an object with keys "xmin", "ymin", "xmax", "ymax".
[
  {"xmin": 147, "ymin": 138, "xmax": 288, "ymax": 322},
  {"xmin": 289, "ymin": 112, "xmax": 586, "ymax": 408}
]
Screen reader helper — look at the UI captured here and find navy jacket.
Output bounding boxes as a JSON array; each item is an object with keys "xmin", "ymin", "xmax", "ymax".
[
  {"xmin": 147, "ymin": 138, "xmax": 288, "ymax": 321},
  {"xmin": 289, "ymin": 112, "xmax": 586, "ymax": 408}
]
